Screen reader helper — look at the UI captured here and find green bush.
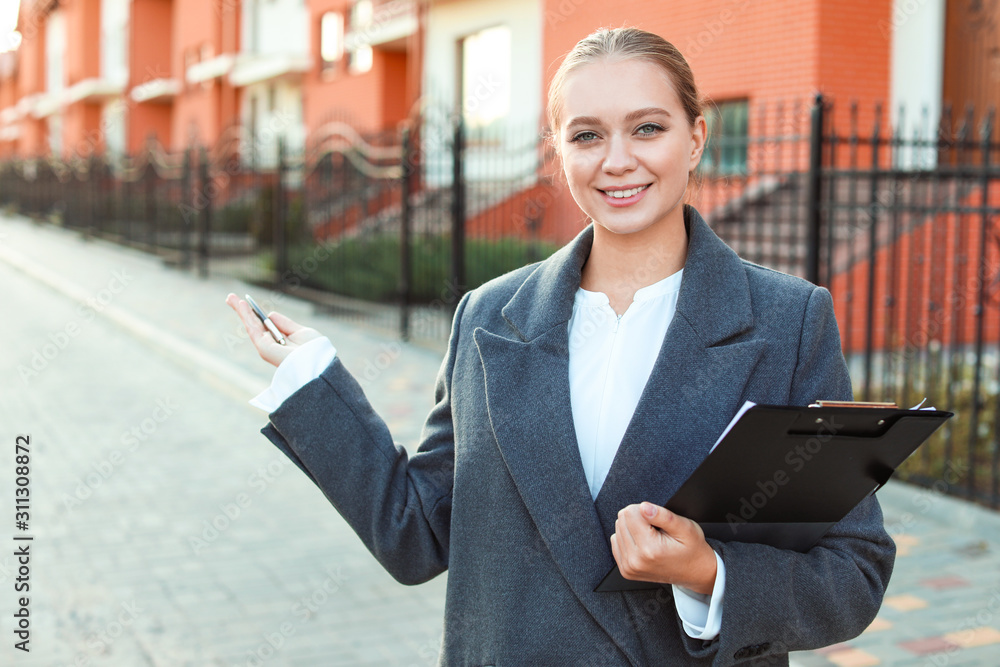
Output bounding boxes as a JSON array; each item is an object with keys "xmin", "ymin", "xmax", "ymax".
[
  {"xmin": 869, "ymin": 355, "xmax": 1000, "ymax": 501},
  {"xmin": 280, "ymin": 234, "xmax": 560, "ymax": 303}
]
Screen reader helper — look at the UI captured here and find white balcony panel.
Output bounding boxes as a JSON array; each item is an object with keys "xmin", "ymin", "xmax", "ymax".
[
  {"xmin": 15, "ymin": 94, "xmax": 40, "ymax": 118},
  {"xmin": 187, "ymin": 54, "xmax": 237, "ymax": 84},
  {"xmin": 65, "ymin": 78, "xmax": 125, "ymax": 104},
  {"xmin": 0, "ymin": 125, "xmax": 21, "ymax": 141},
  {"xmin": 31, "ymin": 92, "xmax": 63, "ymax": 118},
  {"xmin": 131, "ymin": 78, "xmax": 182, "ymax": 103},
  {"xmin": 0, "ymin": 106, "xmax": 19, "ymax": 124},
  {"xmin": 229, "ymin": 54, "xmax": 311, "ymax": 88},
  {"xmin": 346, "ymin": 1, "xmax": 416, "ymax": 51}
]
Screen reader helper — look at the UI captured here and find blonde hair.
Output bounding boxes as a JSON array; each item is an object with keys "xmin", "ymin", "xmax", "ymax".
[{"xmin": 546, "ymin": 27, "xmax": 706, "ymax": 140}]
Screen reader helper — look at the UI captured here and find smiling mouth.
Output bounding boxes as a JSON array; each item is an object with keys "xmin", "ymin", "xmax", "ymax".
[{"xmin": 599, "ymin": 184, "xmax": 651, "ymax": 198}]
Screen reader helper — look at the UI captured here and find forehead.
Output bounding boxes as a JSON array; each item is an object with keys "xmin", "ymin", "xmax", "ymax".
[{"xmin": 559, "ymin": 57, "xmax": 683, "ymax": 125}]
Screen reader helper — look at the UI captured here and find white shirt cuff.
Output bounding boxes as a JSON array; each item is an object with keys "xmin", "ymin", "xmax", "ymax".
[
  {"xmin": 672, "ymin": 551, "xmax": 725, "ymax": 640},
  {"xmin": 248, "ymin": 337, "xmax": 337, "ymax": 413}
]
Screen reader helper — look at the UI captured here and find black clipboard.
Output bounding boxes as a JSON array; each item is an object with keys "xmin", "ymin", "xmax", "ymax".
[{"xmin": 595, "ymin": 402, "xmax": 953, "ymax": 592}]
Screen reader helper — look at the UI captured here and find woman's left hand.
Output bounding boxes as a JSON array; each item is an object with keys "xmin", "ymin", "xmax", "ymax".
[{"xmin": 611, "ymin": 502, "xmax": 718, "ymax": 595}]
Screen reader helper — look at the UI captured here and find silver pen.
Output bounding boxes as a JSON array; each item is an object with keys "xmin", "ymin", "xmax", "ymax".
[{"xmin": 244, "ymin": 293, "xmax": 287, "ymax": 345}]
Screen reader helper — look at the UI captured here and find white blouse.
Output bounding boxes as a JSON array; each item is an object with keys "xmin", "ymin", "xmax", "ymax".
[{"xmin": 249, "ymin": 270, "xmax": 724, "ymax": 639}]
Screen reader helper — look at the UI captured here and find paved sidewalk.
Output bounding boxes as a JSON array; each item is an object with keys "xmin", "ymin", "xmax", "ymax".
[{"xmin": 2, "ymin": 214, "xmax": 1000, "ymax": 666}]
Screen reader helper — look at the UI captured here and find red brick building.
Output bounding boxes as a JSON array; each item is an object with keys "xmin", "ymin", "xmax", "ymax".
[{"xmin": 0, "ymin": 1, "xmax": 992, "ymax": 162}]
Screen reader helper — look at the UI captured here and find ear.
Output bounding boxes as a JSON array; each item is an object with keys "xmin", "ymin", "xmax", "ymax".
[{"xmin": 688, "ymin": 115, "xmax": 707, "ymax": 172}]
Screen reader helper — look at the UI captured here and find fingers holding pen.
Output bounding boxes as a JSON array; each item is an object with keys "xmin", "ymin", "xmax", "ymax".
[
  {"xmin": 225, "ymin": 293, "xmax": 264, "ymax": 340},
  {"xmin": 225, "ymin": 293, "xmax": 325, "ymax": 367},
  {"xmin": 225, "ymin": 293, "xmax": 276, "ymax": 363}
]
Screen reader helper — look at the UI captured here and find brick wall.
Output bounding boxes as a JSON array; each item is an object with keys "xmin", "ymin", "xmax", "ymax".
[{"xmin": 304, "ymin": 0, "xmax": 419, "ymax": 134}]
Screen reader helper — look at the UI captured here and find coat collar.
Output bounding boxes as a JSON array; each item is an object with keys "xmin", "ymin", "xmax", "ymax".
[
  {"xmin": 474, "ymin": 205, "xmax": 763, "ymax": 661},
  {"xmin": 500, "ymin": 205, "xmax": 755, "ymax": 347}
]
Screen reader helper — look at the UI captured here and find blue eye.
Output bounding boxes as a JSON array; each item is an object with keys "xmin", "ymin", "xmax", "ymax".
[
  {"xmin": 570, "ymin": 131, "xmax": 598, "ymax": 143},
  {"xmin": 636, "ymin": 123, "xmax": 664, "ymax": 135}
]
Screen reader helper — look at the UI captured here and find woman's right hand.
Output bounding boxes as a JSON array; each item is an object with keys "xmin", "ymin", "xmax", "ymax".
[{"xmin": 225, "ymin": 293, "xmax": 324, "ymax": 367}]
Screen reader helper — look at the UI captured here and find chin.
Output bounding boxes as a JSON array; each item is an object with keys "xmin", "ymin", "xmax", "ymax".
[{"xmin": 589, "ymin": 212, "xmax": 668, "ymax": 237}]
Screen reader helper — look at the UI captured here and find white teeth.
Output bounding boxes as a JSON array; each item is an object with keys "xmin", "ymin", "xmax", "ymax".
[{"xmin": 603, "ymin": 185, "xmax": 648, "ymax": 198}]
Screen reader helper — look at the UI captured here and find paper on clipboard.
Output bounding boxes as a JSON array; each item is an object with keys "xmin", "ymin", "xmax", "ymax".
[{"xmin": 709, "ymin": 400, "xmax": 756, "ymax": 453}]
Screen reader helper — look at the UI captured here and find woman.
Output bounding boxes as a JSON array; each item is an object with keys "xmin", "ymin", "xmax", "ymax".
[{"xmin": 226, "ymin": 27, "xmax": 894, "ymax": 666}]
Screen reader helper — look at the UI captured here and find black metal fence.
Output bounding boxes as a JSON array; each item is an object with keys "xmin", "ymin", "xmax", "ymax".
[
  {"xmin": 698, "ymin": 96, "xmax": 1000, "ymax": 507},
  {"xmin": 1, "ymin": 98, "xmax": 999, "ymax": 506}
]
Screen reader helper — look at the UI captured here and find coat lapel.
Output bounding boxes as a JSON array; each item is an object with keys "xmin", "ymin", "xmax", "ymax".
[
  {"xmin": 474, "ymin": 207, "xmax": 765, "ymax": 660},
  {"xmin": 593, "ymin": 208, "xmax": 766, "ymax": 536},
  {"xmin": 475, "ymin": 225, "xmax": 650, "ymax": 663}
]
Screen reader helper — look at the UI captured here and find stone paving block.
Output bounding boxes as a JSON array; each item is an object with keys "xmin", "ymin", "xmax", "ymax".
[
  {"xmin": 883, "ymin": 594, "xmax": 931, "ymax": 611},
  {"xmin": 863, "ymin": 617, "xmax": 894, "ymax": 634},
  {"xmin": 825, "ymin": 647, "xmax": 881, "ymax": 666},
  {"xmin": 944, "ymin": 626, "xmax": 1000, "ymax": 648},
  {"xmin": 898, "ymin": 636, "xmax": 961, "ymax": 655}
]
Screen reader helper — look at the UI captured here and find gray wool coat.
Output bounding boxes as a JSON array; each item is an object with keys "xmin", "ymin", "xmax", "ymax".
[{"xmin": 260, "ymin": 205, "xmax": 895, "ymax": 666}]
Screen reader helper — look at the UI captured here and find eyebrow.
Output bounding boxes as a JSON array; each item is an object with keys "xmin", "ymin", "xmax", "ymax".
[{"xmin": 564, "ymin": 107, "xmax": 673, "ymax": 131}]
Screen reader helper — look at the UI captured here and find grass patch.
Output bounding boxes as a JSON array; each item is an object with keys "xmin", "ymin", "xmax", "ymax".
[{"xmin": 276, "ymin": 234, "xmax": 561, "ymax": 303}]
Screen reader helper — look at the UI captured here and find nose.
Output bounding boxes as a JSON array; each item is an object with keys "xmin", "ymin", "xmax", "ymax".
[{"xmin": 602, "ymin": 135, "xmax": 637, "ymax": 174}]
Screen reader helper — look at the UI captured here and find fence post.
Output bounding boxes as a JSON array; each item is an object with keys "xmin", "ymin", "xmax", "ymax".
[
  {"xmin": 145, "ymin": 135, "xmax": 157, "ymax": 249},
  {"xmin": 87, "ymin": 154, "xmax": 98, "ymax": 237},
  {"xmin": 450, "ymin": 115, "xmax": 466, "ymax": 306},
  {"xmin": 198, "ymin": 146, "xmax": 211, "ymax": 278},
  {"xmin": 862, "ymin": 105, "xmax": 882, "ymax": 402},
  {"xmin": 968, "ymin": 109, "xmax": 995, "ymax": 503},
  {"xmin": 124, "ymin": 156, "xmax": 133, "ymax": 245},
  {"xmin": 274, "ymin": 137, "xmax": 288, "ymax": 285},
  {"xmin": 399, "ymin": 125, "xmax": 412, "ymax": 341},
  {"xmin": 805, "ymin": 93, "xmax": 824, "ymax": 286},
  {"xmin": 181, "ymin": 148, "xmax": 192, "ymax": 269}
]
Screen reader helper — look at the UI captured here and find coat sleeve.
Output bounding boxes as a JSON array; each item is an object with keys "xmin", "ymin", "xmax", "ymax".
[
  {"xmin": 258, "ymin": 293, "xmax": 471, "ymax": 585},
  {"xmin": 680, "ymin": 285, "xmax": 896, "ymax": 665}
]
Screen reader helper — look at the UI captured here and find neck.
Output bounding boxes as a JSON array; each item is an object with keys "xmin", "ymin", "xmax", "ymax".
[{"xmin": 580, "ymin": 208, "xmax": 688, "ymax": 316}]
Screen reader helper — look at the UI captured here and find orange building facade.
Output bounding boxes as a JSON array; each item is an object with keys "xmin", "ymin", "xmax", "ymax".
[
  {"xmin": 0, "ymin": 0, "xmax": 423, "ymax": 158},
  {"xmin": 0, "ymin": 1, "xmax": 987, "ymax": 167}
]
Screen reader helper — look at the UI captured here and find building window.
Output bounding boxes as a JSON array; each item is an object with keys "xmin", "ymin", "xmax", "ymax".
[
  {"xmin": 100, "ymin": 0, "xmax": 129, "ymax": 88},
  {"xmin": 45, "ymin": 10, "xmax": 66, "ymax": 93},
  {"xmin": 701, "ymin": 99, "xmax": 748, "ymax": 175},
  {"xmin": 351, "ymin": 0, "xmax": 373, "ymax": 27},
  {"xmin": 460, "ymin": 25, "xmax": 511, "ymax": 128},
  {"xmin": 320, "ymin": 12, "xmax": 344, "ymax": 68},
  {"xmin": 346, "ymin": 0, "xmax": 374, "ymax": 74},
  {"xmin": 348, "ymin": 45, "xmax": 373, "ymax": 74}
]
